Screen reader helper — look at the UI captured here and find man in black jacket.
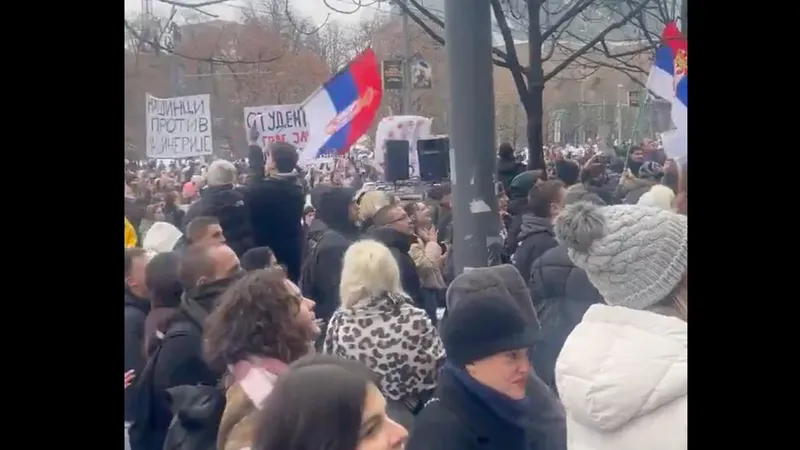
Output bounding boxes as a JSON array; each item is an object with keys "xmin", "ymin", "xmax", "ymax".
[
  {"xmin": 135, "ymin": 244, "xmax": 241, "ymax": 450},
  {"xmin": 182, "ymin": 160, "xmax": 255, "ymax": 257},
  {"xmin": 368, "ymin": 204, "xmax": 436, "ymax": 323},
  {"xmin": 124, "ymin": 248, "xmax": 150, "ymax": 424},
  {"xmin": 244, "ymin": 142, "xmax": 305, "ymax": 282},
  {"xmin": 300, "ymin": 186, "xmax": 359, "ymax": 334},
  {"xmin": 512, "ymin": 180, "xmax": 565, "ymax": 288}
]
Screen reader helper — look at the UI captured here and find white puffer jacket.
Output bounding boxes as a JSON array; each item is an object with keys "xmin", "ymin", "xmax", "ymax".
[{"xmin": 555, "ymin": 304, "xmax": 687, "ymax": 450}]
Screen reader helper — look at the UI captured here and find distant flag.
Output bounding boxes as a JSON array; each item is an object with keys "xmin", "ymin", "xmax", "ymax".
[
  {"xmin": 298, "ymin": 48, "xmax": 383, "ymax": 165},
  {"xmin": 646, "ymin": 22, "xmax": 687, "ymax": 101},
  {"xmin": 671, "ymin": 76, "xmax": 687, "ymax": 133},
  {"xmin": 646, "ymin": 21, "xmax": 688, "ymax": 161}
]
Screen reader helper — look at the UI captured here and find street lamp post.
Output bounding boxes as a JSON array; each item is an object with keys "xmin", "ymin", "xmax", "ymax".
[{"xmin": 616, "ymin": 84, "xmax": 624, "ymax": 142}]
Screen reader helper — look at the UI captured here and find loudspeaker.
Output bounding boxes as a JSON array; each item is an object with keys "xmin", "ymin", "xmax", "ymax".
[
  {"xmin": 384, "ymin": 140, "xmax": 410, "ymax": 182},
  {"xmin": 417, "ymin": 137, "xmax": 450, "ymax": 182}
]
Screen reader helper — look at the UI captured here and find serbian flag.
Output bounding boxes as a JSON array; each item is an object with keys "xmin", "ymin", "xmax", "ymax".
[
  {"xmin": 671, "ymin": 76, "xmax": 687, "ymax": 132},
  {"xmin": 646, "ymin": 22, "xmax": 687, "ymax": 101},
  {"xmin": 298, "ymin": 48, "xmax": 382, "ymax": 165}
]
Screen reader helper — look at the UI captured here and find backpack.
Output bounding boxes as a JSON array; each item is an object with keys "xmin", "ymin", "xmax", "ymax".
[{"xmin": 128, "ymin": 321, "xmax": 196, "ymax": 450}]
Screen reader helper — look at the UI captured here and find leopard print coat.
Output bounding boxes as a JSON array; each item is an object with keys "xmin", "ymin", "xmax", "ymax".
[{"xmin": 323, "ymin": 291, "xmax": 445, "ymax": 401}]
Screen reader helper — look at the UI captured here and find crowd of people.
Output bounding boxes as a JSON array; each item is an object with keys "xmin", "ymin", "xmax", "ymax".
[{"xmin": 124, "ymin": 137, "xmax": 687, "ymax": 450}]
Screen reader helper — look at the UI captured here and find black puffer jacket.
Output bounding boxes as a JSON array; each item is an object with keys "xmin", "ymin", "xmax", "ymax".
[
  {"xmin": 528, "ymin": 245, "xmax": 603, "ymax": 392},
  {"xmin": 182, "ymin": 185, "xmax": 255, "ymax": 257},
  {"xmin": 512, "ymin": 214, "xmax": 558, "ymax": 287}
]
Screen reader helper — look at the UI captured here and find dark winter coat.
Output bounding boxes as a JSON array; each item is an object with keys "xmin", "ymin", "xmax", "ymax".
[
  {"xmin": 528, "ymin": 245, "xmax": 603, "ymax": 392},
  {"xmin": 243, "ymin": 173, "xmax": 305, "ymax": 283},
  {"xmin": 299, "ymin": 187, "xmax": 359, "ymax": 325},
  {"xmin": 124, "ymin": 290, "xmax": 150, "ymax": 422},
  {"xmin": 407, "ymin": 367, "xmax": 566, "ymax": 450},
  {"xmin": 183, "ymin": 185, "xmax": 255, "ymax": 257},
  {"xmin": 512, "ymin": 214, "xmax": 558, "ymax": 287}
]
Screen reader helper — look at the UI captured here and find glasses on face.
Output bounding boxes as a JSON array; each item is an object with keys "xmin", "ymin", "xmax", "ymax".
[{"xmin": 388, "ymin": 213, "xmax": 410, "ymax": 225}]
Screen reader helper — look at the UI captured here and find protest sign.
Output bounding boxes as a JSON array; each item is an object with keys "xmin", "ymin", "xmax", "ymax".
[
  {"xmin": 243, "ymin": 104, "xmax": 310, "ymax": 150},
  {"xmin": 146, "ymin": 94, "xmax": 213, "ymax": 159}
]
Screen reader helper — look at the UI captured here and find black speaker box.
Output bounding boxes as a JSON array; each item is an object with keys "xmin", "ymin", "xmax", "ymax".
[
  {"xmin": 417, "ymin": 137, "xmax": 450, "ymax": 182},
  {"xmin": 384, "ymin": 140, "xmax": 410, "ymax": 182}
]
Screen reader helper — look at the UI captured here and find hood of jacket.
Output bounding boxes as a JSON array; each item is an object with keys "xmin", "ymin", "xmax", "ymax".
[
  {"xmin": 555, "ymin": 304, "xmax": 687, "ymax": 432},
  {"xmin": 518, "ymin": 213, "xmax": 554, "ymax": 242},
  {"xmin": 368, "ymin": 226, "xmax": 413, "ymax": 253},
  {"xmin": 315, "ymin": 187, "xmax": 358, "ymax": 236}
]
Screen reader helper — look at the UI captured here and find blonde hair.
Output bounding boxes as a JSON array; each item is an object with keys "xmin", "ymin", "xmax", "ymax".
[
  {"xmin": 357, "ymin": 191, "xmax": 391, "ymax": 223},
  {"xmin": 339, "ymin": 240, "xmax": 403, "ymax": 308}
]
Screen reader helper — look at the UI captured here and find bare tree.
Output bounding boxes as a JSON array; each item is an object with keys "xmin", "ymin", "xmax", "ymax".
[{"xmin": 326, "ymin": 0, "xmax": 683, "ymax": 170}]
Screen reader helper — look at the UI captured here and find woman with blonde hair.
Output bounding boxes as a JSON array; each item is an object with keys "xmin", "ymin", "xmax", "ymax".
[
  {"xmin": 554, "ymin": 202, "xmax": 687, "ymax": 450},
  {"xmin": 324, "ymin": 239, "xmax": 444, "ymax": 429}
]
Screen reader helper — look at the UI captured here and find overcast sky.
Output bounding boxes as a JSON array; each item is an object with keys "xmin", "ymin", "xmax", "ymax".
[{"xmin": 124, "ymin": 0, "xmax": 385, "ymax": 25}]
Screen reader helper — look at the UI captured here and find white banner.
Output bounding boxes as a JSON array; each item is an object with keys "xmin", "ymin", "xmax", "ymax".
[
  {"xmin": 146, "ymin": 94, "xmax": 213, "ymax": 159},
  {"xmin": 374, "ymin": 115, "xmax": 433, "ymax": 177},
  {"xmin": 243, "ymin": 104, "xmax": 309, "ymax": 150}
]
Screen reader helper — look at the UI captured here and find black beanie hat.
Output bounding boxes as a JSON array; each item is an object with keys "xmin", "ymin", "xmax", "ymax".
[{"xmin": 441, "ymin": 295, "xmax": 536, "ymax": 366}]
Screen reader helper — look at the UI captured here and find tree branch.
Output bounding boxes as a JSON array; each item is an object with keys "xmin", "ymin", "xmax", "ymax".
[
  {"xmin": 157, "ymin": 0, "xmax": 229, "ymax": 9},
  {"xmin": 124, "ymin": 19, "xmax": 284, "ymax": 64},
  {"xmin": 284, "ymin": 0, "xmax": 329, "ymax": 35},
  {"xmin": 490, "ymin": 0, "xmax": 529, "ymax": 113},
  {"xmin": 543, "ymin": 0, "xmax": 654, "ymax": 83}
]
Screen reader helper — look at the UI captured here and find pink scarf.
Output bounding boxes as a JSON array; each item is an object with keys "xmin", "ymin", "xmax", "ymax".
[{"xmin": 228, "ymin": 356, "xmax": 289, "ymax": 410}]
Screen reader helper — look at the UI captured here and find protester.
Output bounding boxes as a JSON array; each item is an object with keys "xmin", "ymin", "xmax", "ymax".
[
  {"xmin": 497, "ymin": 142, "xmax": 526, "ymax": 194},
  {"xmin": 185, "ymin": 216, "xmax": 226, "ymax": 248},
  {"xmin": 357, "ymin": 190, "xmax": 392, "ymax": 232},
  {"xmin": 324, "ymin": 240, "xmax": 444, "ymax": 429},
  {"xmin": 204, "ymin": 268, "xmax": 319, "ymax": 450},
  {"xmin": 244, "ymin": 142, "xmax": 305, "ymax": 282},
  {"xmin": 554, "ymin": 202, "xmax": 687, "ymax": 450},
  {"xmin": 444, "ymin": 266, "xmax": 567, "ymax": 450},
  {"xmin": 129, "ymin": 245, "xmax": 241, "ymax": 450},
  {"xmin": 125, "ymin": 217, "xmax": 139, "ymax": 248},
  {"xmin": 252, "ymin": 355, "xmax": 408, "ymax": 450},
  {"xmin": 142, "ymin": 252, "xmax": 183, "ymax": 357},
  {"xmin": 368, "ymin": 205, "xmax": 433, "ymax": 322},
  {"xmin": 183, "ymin": 160, "xmax": 255, "ymax": 257},
  {"xmin": 512, "ymin": 180, "xmax": 565, "ymax": 286},
  {"xmin": 426, "ymin": 184, "xmax": 452, "ymax": 243},
  {"xmin": 505, "ymin": 169, "xmax": 544, "ymax": 255},
  {"xmin": 300, "ymin": 186, "xmax": 360, "ymax": 342},
  {"xmin": 240, "ymin": 246, "xmax": 277, "ymax": 271},
  {"xmin": 527, "ymin": 192, "xmax": 606, "ymax": 392},
  {"xmin": 124, "ymin": 248, "xmax": 150, "ymax": 425},
  {"xmin": 302, "ymin": 205, "xmax": 315, "ymax": 234},
  {"xmin": 407, "ymin": 295, "xmax": 537, "ymax": 450},
  {"xmin": 405, "ymin": 202, "xmax": 447, "ymax": 311}
]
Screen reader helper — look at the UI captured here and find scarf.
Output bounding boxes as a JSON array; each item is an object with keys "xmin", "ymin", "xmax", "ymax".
[{"xmin": 445, "ymin": 364, "xmax": 529, "ymax": 429}]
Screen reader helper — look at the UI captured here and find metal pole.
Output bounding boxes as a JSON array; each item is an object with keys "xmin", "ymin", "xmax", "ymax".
[
  {"xmin": 401, "ymin": 1, "xmax": 413, "ymax": 115},
  {"xmin": 445, "ymin": 0, "xmax": 498, "ymax": 274}
]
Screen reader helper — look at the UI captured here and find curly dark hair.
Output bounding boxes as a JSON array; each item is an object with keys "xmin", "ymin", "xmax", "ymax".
[{"xmin": 203, "ymin": 267, "xmax": 311, "ymax": 373}]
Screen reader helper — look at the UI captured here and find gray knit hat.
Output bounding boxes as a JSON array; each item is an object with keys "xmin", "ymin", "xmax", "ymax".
[{"xmin": 554, "ymin": 202, "xmax": 687, "ymax": 310}]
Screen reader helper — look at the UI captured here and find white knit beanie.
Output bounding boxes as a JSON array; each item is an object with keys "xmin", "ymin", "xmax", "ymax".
[{"xmin": 554, "ymin": 202, "xmax": 687, "ymax": 310}]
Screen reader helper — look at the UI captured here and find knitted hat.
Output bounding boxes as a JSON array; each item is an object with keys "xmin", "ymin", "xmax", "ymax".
[
  {"xmin": 441, "ymin": 295, "xmax": 536, "ymax": 366},
  {"xmin": 554, "ymin": 202, "xmax": 687, "ymax": 310}
]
